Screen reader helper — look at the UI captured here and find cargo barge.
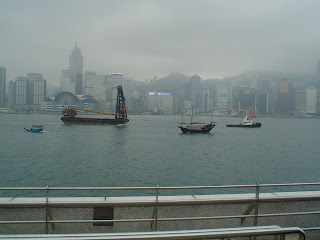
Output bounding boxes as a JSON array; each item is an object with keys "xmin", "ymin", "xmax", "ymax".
[{"xmin": 61, "ymin": 85, "xmax": 129, "ymax": 125}]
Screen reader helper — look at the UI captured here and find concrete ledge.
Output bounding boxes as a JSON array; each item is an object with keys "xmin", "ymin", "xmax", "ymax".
[{"xmin": 1, "ymin": 191, "xmax": 320, "ymax": 207}]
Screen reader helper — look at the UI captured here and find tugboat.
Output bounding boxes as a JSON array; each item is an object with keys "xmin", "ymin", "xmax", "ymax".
[
  {"xmin": 61, "ymin": 85, "xmax": 129, "ymax": 125},
  {"xmin": 226, "ymin": 115, "xmax": 261, "ymax": 128},
  {"xmin": 24, "ymin": 125, "xmax": 44, "ymax": 132},
  {"xmin": 178, "ymin": 108, "xmax": 215, "ymax": 133}
]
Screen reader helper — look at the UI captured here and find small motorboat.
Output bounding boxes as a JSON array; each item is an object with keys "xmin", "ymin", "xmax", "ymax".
[
  {"xmin": 24, "ymin": 125, "xmax": 44, "ymax": 132},
  {"xmin": 226, "ymin": 116, "xmax": 261, "ymax": 128}
]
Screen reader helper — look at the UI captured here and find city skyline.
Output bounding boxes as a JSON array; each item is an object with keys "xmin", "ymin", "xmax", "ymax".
[{"xmin": 2, "ymin": 0, "xmax": 320, "ymax": 84}]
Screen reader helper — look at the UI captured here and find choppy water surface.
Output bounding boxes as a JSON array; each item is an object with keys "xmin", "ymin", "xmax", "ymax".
[{"xmin": 0, "ymin": 113, "xmax": 320, "ymax": 196}]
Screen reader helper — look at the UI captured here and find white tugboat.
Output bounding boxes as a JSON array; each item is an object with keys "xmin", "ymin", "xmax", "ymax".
[{"xmin": 226, "ymin": 115, "xmax": 261, "ymax": 128}]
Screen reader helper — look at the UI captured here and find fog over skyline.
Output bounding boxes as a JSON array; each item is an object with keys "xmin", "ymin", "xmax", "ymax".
[{"xmin": 1, "ymin": 0, "xmax": 320, "ymax": 85}]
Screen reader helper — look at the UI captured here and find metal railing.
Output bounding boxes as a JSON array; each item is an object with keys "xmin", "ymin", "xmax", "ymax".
[
  {"xmin": 0, "ymin": 182, "xmax": 320, "ymax": 235},
  {"xmin": 0, "ymin": 226, "xmax": 306, "ymax": 239}
]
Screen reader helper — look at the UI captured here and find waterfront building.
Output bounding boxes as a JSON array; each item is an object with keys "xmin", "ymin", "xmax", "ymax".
[
  {"xmin": 279, "ymin": 80, "xmax": 292, "ymax": 115},
  {"xmin": 69, "ymin": 42, "xmax": 83, "ymax": 95},
  {"xmin": 0, "ymin": 67, "xmax": 6, "ymax": 107},
  {"xmin": 295, "ymin": 91, "xmax": 306, "ymax": 113},
  {"xmin": 215, "ymin": 87, "xmax": 230, "ymax": 114},
  {"xmin": 8, "ymin": 81, "xmax": 15, "ymax": 109},
  {"xmin": 147, "ymin": 92, "xmax": 173, "ymax": 114},
  {"xmin": 14, "ymin": 76, "xmax": 30, "ymax": 110},
  {"xmin": 27, "ymin": 73, "xmax": 46, "ymax": 109},
  {"xmin": 161, "ymin": 93, "xmax": 173, "ymax": 113},
  {"xmin": 306, "ymin": 87, "xmax": 317, "ymax": 114},
  {"xmin": 250, "ymin": 91, "xmax": 269, "ymax": 114},
  {"xmin": 201, "ymin": 89, "xmax": 210, "ymax": 113},
  {"xmin": 60, "ymin": 70, "xmax": 75, "ymax": 94},
  {"xmin": 41, "ymin": 91, "xmax": 100, "ymax": 112},
  {"xmin": 127, "ymin": 90, "xmax": 143, "ymax": 113},
  {"xmin": 189, "ymin": 75, "xmax": 201, "ymax": 109},
  {"xmin": 84, "ymin": 71, "xmax": 107, "ymax": 103}
]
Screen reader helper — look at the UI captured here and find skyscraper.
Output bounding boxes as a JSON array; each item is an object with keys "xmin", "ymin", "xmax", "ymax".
[
  {"xmin": 27, "ymin": 73, "xmax": 46, "ymax": 106},
  {"xmin": 15, "ymin": 76, "xmax": 29, "ymax": 107},
  {"xmin": 306, "ymin": 87, "xmax": 317, "ymax": 114},
  {"xmin": 60, "ymin": 70, "xmax": 75, "ymax": 93},
  {"xmin": 84, "ymin": 71, "xmax": 107, "ymax": 102},
  {"xmin": 69, "ymin": 42, "xmax": 83, "ymax": 95},
  {"xmin": 189, "ymin": 75, "xmax": 201, "ymax": 109},
  {"xmin": 0, "ymin": 67, "xmax": 6, "ymax": 107},
  {"xmin": 279, "ymin": 80, "xmax": 292, "ymax": 115}
]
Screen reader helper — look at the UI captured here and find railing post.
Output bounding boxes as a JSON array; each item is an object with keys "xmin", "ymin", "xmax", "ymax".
[
  {"xmin": 155, "ymin": 185, "xmax": 159, "ymax": 231},
  {"xmin": 254, "ymin": 183, "xmax": 260, "ymax": 226},
  {"xmin": 45, "ymin": 186, "xmax": 49, "ymax": 234}
]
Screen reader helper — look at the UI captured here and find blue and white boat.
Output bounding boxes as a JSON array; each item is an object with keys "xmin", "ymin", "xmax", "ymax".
[{"xmin": 24, "ymin": 125, "xmax": 44, "ymax": 132}]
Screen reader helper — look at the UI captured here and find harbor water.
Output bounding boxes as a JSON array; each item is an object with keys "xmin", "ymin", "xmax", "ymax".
[{"xmin": 1, "ymin": 113, "xmax": 320, "ymax": 197}]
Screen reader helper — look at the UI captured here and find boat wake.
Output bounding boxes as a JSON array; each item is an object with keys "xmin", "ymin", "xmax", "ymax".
[{"xmin": 116, "ymin": 124, "xmax": 127, "ymax": 127}]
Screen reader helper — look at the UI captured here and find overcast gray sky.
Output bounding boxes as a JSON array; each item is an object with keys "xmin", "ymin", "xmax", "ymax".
[{"xmin": 1, "ymin": 0, "xmax": 320, "ymax": 84}]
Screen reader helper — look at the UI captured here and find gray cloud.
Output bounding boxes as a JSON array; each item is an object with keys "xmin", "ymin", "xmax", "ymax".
[{"xmin": 1, "ymin": 0, "xmax": 320, "ymax": 84}]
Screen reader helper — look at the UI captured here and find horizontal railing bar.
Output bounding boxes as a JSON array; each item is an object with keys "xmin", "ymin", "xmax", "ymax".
[
  {"xmin": 1, "ymin": 211, "xmax": 320, "ymax": 224},
  {"xmin": 0, "ymin": 228, "xmax": 306, "ymax": 240},
  {"xmin": 0, "ymin": 182, "xmax": 320, "ymax": 192},
  {"xmin": 258, "ymin": 182, "xmax": 320, "ymax": 187},
  {"xmin": 0, "ymin": 187, "xmax": 156, "ymax": 191},
  {"xmin": 303, "ymin": 227, "xmax": 320, "ymax": 231},
  {"xmin": 0, "ymin": 226, "xmax": 282, "ymax": 238}
]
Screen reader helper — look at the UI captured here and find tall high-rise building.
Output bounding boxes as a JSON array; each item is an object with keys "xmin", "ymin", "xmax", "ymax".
[
  {"xmin": 60, "ymin": 70, "xmax": 75, "ymax": 93},
  {"xmin": 0, "ymin": 67, "xmax": 6, "ymax": 107},
  {"xmin": 215, "ymin": 87, "xmax": 230, "ymax": 113},
  {"xmin": 295, "ymin": 91, "xmax": 306, "ymax": 112},
  {"xmin": 84, "ymin": 71, "xmax": 107, "ymax": 102},
  {"xmin": 69, "ymin": 42, "xmax": 83, "ymax": 95},
  {"xmin": 15, "ymin": 76, "xmax": 29, "ymax": 107},
  {"xmin": 8, "ymin": 81, "xmax": 15, "ymax": 109},
  {"xmin": 189, "ymin": 75, "xmax": 201, "ymax": 109},
  {"xmin": 306, "ymin": 87, "xmax": 317, "ymax": 114},
  {"xmin": 279, "ymin": 80, "xmax": 292, "ymax": 115},
  {"xmin": 27, "ymin": 73, "xmax": 46, "ymax": 107},
  {"xmin": 201, "ymin": 89, "xmax": 210, "ymax": 113}
]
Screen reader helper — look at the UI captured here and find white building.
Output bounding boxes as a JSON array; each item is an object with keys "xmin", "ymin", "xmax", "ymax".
[
  {"xmin": 27, "ymin": 73, "xmax": 46, "ymax": 106},
  {"xmin": 147, "ymin": 92, "xmax": 173, "ymax": 113},
  {"xmin": 15, "ymin": 77, "xmax": 29, "ymax": 106},
  {"xmin": 215, "ymin": 87, "xmax": 230, "ymax": 113},
  {"xmin": 84, "ymin": 72, "xmax": 107, "ymax": 102},
  {"xmin": 60, "ymin": 70, "xmax": 75, "ymax": 94},
  {"xmin": 306, "ymin": 87, "xmax": 317, "ymax": 114}
]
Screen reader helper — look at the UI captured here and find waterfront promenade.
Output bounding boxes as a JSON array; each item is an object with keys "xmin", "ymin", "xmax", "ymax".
[{"xmin": 0, "ymin": 183, "xmax": 320, "ymax": 239}]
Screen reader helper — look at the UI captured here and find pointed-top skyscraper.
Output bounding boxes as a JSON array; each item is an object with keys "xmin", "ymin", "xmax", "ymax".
[{"xmin": 69, "ymin": 42, "xmax": 83, "ymax": 94}]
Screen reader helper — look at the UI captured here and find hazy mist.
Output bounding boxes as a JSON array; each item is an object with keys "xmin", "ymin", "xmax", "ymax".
[{"xmin": 1, "ymin": 0, "xmax": 320, "ymax": 84}]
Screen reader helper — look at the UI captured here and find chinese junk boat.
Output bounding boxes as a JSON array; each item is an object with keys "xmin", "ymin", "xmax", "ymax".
[
  {"xmin": 226, "ymin": 115, "xmax": 261, "ymax": 128},
  {"xmin": 61, "ymin": 85, "xmax": 129, "ymax": 125},
  {"xmin": 178, "ymin": 109, "xmax": 215, "ymax": 134}
]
